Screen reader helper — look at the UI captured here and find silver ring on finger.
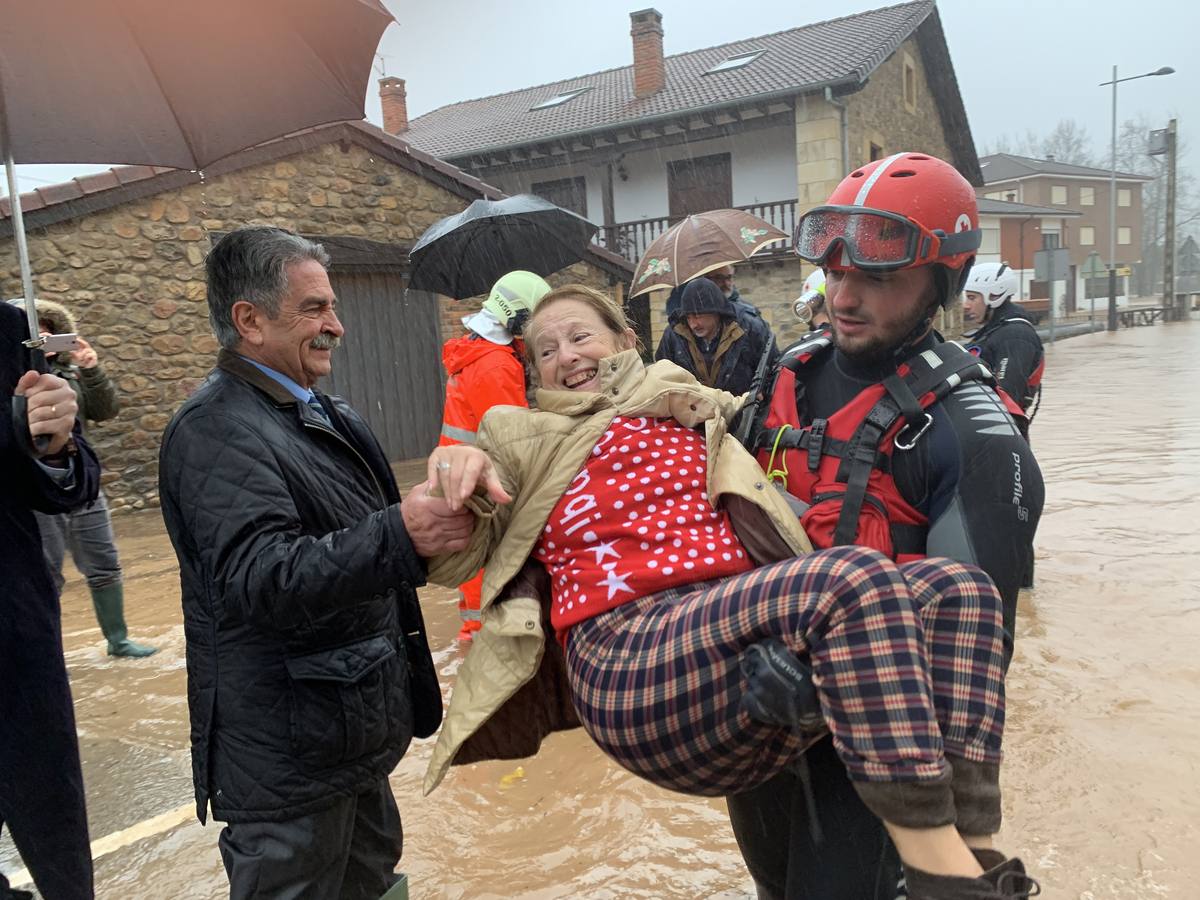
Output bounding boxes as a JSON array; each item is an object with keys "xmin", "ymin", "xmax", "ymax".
[{"xmin": 436, "ymin": 460, "xmax": 451, "ymax": 471}]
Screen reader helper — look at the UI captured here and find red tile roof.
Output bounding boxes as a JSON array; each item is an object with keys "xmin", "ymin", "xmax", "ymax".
[
  {"xmin": 403, "ymin": 1, "xmax": 935, "ymax": 159},
  {"xmin": 0, "ymin": 122, "xmax": 631, "ymax": 279},
  {"xmin": 0, "ymin": 165, "xmax": 175, "ymax": 218}
]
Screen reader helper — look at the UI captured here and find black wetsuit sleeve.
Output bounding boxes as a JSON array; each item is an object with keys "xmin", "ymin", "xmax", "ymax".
[
  {"xmin": 982, "ymin": 327, "xmax": 1042, "ymax": 408},
  {"xmin": 916, "ymin": 387, "xmax": 1044, "ymax": 663}
]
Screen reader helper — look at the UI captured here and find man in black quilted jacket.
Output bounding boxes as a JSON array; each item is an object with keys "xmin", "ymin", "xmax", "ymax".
[{"xmin": 159, "ymin": 227, "xmax": 473, "ymax": 899}]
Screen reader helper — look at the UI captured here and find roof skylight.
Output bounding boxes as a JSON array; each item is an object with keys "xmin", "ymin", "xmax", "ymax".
[
  {"xmin": 530, "ymin": 88, "xmax": 591, "ymax": 111},
  {"xmin": 704, "ymin": 50, "xmax": 766, "ymax": 75}
]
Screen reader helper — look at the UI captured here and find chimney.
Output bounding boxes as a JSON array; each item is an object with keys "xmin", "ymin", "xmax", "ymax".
[
  {"xmin": 379, "ymin": 77, "xmax": 408, "ymax": 134},
  {"xmin": 630, "ymin": 9, "xmax": 665, "ymax": 99}
]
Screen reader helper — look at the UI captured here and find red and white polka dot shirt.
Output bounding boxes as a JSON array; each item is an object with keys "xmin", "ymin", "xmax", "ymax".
[{"xmin": 533, "ymin": 416, "xmax": 753, "ymax": 638}]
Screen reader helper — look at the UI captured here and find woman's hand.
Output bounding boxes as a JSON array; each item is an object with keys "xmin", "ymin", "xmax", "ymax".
[{"xmin": 426, "ymin": 446, "xmax": 512, "ymax": 512}]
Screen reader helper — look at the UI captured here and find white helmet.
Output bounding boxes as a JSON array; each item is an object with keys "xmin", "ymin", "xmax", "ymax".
[
  {"xmin": 800, "ymin": 269, "xmax": 825, "ymax": 301},
  {"xmin": 964, "ymin": 262, "xmax": 1018, "ymax": 309}
]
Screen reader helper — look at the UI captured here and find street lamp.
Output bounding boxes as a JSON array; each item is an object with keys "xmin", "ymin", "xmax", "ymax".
[{"xmin": 1100, "ymin": 65, "xmax": 1175, "ymax": 330}]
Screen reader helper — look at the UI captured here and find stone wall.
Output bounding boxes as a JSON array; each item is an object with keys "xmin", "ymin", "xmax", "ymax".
[
  {"xmin": 0, "ymin": 141, "xmax": 618, "ymax": 511},
  {"xmin": 794, "ymin": 95, "xmax": 844, "ymax": 212},
  {"xmin": 843, "ymin": 38, "xmax": 953, "ymax": 174}
]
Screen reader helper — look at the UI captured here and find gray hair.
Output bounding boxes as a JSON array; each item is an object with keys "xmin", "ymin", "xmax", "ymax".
[{"xmin": 205, "ymin": 227, "xmax": 331, "ymax": 350}]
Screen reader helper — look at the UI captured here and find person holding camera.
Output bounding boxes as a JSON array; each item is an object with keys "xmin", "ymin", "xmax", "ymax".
[{"xmin": 13, "ymin": 298, "xmax": 157, "ymax": 657}]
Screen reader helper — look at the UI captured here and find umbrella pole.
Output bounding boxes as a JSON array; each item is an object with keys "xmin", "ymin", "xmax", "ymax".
[
  {"xmin": 3, "ymin": 150, "xmax": 39, "ymax": 345},
  {"xmin": 2, "ymin": 114, "xmax": 50, "ymax": 456}
]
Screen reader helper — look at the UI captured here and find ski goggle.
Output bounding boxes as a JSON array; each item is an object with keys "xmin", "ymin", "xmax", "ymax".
[{"xmin": 793, "ymin": 205, "xmax": 981, "ymax": 271}]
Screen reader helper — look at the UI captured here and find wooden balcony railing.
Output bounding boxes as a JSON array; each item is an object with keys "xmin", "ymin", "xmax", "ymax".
[{"xmin": 596, "ymin": 198, "xmax": 798, "ymax": 265}]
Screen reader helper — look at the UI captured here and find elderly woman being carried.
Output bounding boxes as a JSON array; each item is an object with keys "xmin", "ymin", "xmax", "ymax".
[{"xmin": 423, "ymin": 284, "xmax": 1031, "ymax": 900}]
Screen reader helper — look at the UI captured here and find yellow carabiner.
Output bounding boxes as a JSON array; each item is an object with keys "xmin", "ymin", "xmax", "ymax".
[{"xmin": 764, "ymin": 425, "xmax": 791, "ymax": 487}]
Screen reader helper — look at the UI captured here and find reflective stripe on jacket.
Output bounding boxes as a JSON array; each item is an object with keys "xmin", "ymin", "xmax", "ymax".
[{"xmin": 439, "ymin": 334, "xmax": 527, "ymax": 447}]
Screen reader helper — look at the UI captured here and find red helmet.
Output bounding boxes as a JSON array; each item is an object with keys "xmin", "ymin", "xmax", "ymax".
[{"xmin": 794, "ymin": 152, "xmax": 980, "ymax": 279}]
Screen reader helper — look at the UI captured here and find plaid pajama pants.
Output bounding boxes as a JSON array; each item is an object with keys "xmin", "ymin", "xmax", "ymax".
[{"xmin": 563, "ymin": 546, "xmax": 1006, "ymax": 830}]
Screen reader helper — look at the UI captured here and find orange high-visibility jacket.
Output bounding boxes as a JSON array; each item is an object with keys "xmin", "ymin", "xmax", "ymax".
[{"xmin": 439, "ymin": 333, "xmax": 528, "ymax": 446}]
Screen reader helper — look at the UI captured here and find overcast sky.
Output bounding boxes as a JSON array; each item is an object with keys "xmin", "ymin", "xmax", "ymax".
[{"xmin": 7, "ymin": 0, "xmax": 1193, "ymax": 195}]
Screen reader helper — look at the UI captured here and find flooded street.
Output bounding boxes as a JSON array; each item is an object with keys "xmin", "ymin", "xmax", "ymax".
[{"xmin": 4, "ymin": 322, "xmax": 1199, "ymax": 898}]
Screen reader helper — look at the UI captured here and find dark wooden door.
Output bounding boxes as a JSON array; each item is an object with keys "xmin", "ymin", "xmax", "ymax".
[
  {"xmin": 668, "ymin": 153, "xmax": 732, "ymax": 220},
  {"xmin": 323, "ymin": 269, "xmax": 444, "ymax": 461},
  {"xmin": 531, "ymin": 176, "xmax": 588, "ymax": 217}
]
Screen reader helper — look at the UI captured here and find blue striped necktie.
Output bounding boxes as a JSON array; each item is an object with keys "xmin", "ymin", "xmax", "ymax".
[{"xmin": 306, "ymin": 393, "xmax": 329, "ymax": 422}]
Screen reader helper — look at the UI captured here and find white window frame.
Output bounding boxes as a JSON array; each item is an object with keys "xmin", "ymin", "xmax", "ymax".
[
  {"xmin": 1118, "ymin": 226, "xmax": 1132, "ymax": 245},
  {"xmin": 902, "ymin": 53, "xmax": 917, "ymax": 113},
  {"xmin": 1079, "ymin": 186, "xmax": 1095, "ymax": 206},
  {"xmin": 1080, "ymin": 226, "xmax": 1095, "ymax": 246},
  {"xmin": 1051, "ymin": 185, "xmax": 1067, "ymax": 205},
  {"xmin": 1118, "ymin": 188, "xmax": 1132, "ymax": 208}
]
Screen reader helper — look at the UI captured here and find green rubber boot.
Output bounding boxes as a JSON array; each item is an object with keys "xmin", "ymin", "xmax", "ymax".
[{"xmin": 90, "ymin": 584, "xmax": 158, "ymax": 658}]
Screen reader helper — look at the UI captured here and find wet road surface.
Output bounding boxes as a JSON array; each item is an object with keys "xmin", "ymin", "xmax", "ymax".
[{"xmin": 3, "ymin": 322, "xmax": 1198, "ymax": 898}]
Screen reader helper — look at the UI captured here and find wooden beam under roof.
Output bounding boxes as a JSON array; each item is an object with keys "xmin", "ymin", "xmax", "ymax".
[{"xmin": 453, "ymin": 105, "xmax": 795, "ymax": 178}]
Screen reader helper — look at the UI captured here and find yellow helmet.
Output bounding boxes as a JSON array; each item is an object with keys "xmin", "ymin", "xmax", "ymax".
[{"xmin": 482, "ymin": 270, "xmax": 552, "ymax": 335}]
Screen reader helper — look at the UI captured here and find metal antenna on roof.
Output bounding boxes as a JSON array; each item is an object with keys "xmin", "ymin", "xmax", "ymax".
[{"xmin": 374, "ymin": 54, "xmax": 392, "ymax": 77}]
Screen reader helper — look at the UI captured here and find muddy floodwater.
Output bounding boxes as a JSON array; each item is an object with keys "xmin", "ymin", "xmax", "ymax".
[{"xmin": 3, "ymin": 322, "xmax": 1198, "ymax": 898}]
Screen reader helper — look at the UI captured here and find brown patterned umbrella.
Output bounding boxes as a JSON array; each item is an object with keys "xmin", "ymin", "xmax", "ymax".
[{"xmin": 628, "ymin": 209, "xmax": 788, "ymax": 298}]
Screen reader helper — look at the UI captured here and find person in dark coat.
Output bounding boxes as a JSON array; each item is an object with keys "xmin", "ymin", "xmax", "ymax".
[
  {"xmin": 666, "ymin": 263, "xmax": 760, "ymax": 320},
  {"xmin": 655, "ymin": 277, "xmax": 777, "ymax": 396},
  {"xmin": 158, "ymin": 227, "xmax": 475, "ymax": 899},
  {"xmin": 0, "ymin": 301, "xmax": 101, "ymax": 900}
]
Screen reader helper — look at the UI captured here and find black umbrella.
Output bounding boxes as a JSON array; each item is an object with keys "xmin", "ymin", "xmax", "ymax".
[{"xmin": 408, "ymin": 194, "xmax": 598, "ymax": 299}]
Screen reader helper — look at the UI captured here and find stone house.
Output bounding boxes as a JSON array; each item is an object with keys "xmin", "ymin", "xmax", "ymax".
[
  {"xmin": 393, "ymin": 0, "xmax": 980, "ymax": 348},
  {"xmin": 0, "ymin": 121, "xmax": 632, "ymax": 510}
]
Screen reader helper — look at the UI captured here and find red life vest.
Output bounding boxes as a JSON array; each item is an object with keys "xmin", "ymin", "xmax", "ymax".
[{"xmin": 755, "ymin": 335, "xmax": 1025, "ymax": 562}]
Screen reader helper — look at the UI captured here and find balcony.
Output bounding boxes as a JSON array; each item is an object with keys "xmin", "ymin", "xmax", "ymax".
[{"xmin": 596, "ymin": 198, "xmax": 798, "ymax": 266}]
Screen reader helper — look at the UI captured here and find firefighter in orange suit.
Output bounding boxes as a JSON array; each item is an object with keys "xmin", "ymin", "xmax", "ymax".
[{"xmin": 439, "ymin": 270, "xmax": 552, "ymax": 640}]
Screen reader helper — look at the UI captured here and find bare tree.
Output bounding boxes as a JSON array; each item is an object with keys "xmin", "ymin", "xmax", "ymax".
[
  {"xmin": 1041, "ymin": 119, "xmax": 1094, "ymax": 166},
  {"xmin": 982, "ymin": 118, "xmax": 1093, "ymax": 164},
  {"xmin": 983, "ymin": 115, "xmax": 1198, "ymax": 296},
  {"xmin": 1111, "ymin": 114, "xmax": 1200, "ymax": 294}
]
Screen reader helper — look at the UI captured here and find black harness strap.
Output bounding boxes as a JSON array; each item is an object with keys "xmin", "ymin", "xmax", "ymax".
[
  {"xmin": 832, "ymin": 402, "xmax": 896, "ymax": 546},
  {"xmin": 830, "ymin": 343, "xmax": 992, "ymax": 549},
  {"xmin": 882, "ymin": 372, "xmax": 925, "ymax": 432},
  {"xmin": 767, "ymin": 426, "xmax": 896, "ymax": 475},
  {"xmin": 806, "ymin": 418, "xmax": 827, "ymax": 471}
]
